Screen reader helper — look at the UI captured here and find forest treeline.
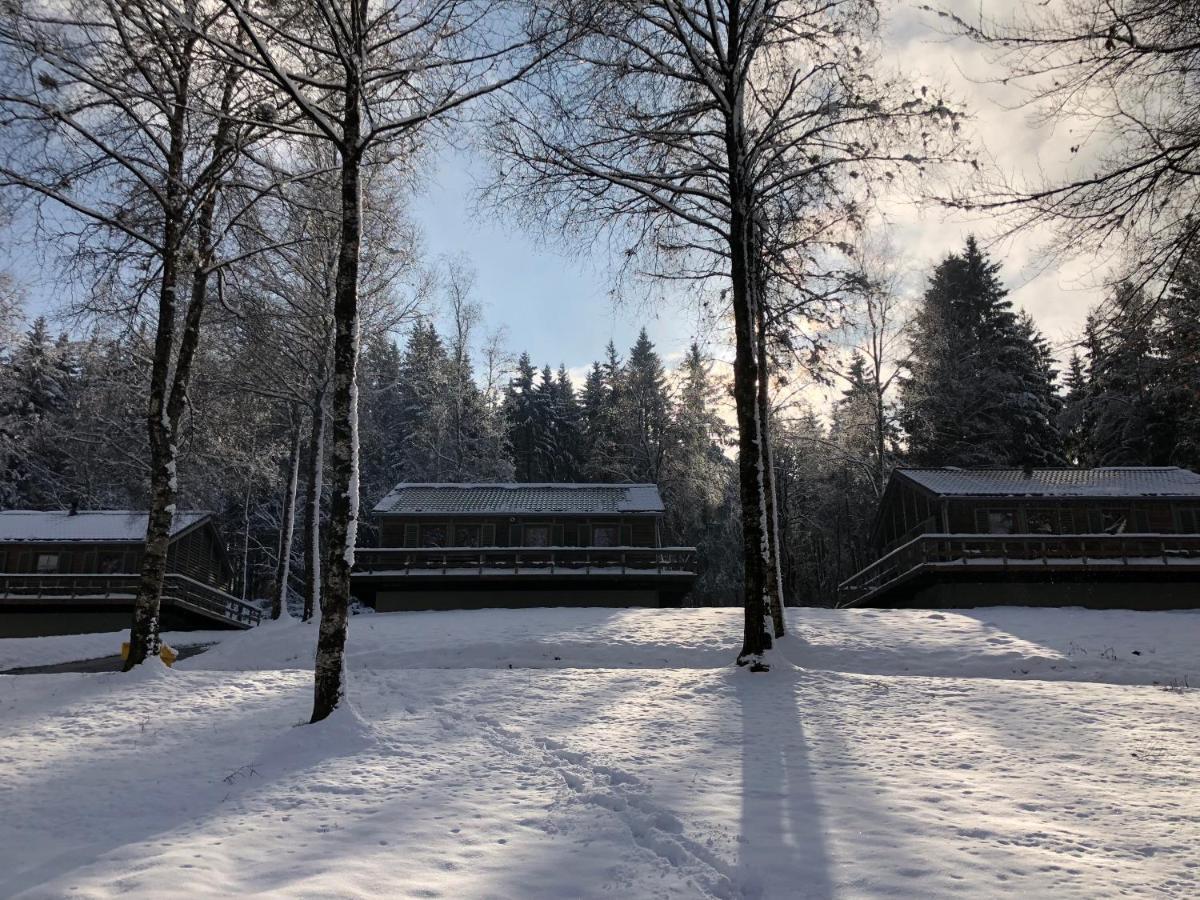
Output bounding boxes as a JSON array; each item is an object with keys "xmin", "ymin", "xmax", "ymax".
[
  {"xmin": 5, "ymin": 236, "xmax": 1198, "ymax": 606},
  {"xmin": 0, "ymin": 0, "xmax": 1195, "ymax": 698}
]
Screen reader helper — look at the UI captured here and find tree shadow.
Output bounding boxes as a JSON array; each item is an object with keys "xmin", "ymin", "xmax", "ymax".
[
  {"xmin": 731, "ymin": 666, "xmax": 834, "ymax": 899},
  {"xmin": 0, "ymin": 670, "xmax": 371, "ymax": 898}
]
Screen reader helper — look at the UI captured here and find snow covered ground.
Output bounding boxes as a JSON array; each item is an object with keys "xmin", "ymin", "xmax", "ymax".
[
  {"xmin": 1, "ymin": 607, "xmax": 1197, "ymax": 898},
  {"xmin": 0, "ymin": 629, "xmax": 234, "ymax": 672}
]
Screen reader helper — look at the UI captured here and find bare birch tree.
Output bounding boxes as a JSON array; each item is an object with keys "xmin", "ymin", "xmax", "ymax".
[
  {"xmin": 0, "ymin": 0, "xmax": 275, "ymax": 668},
  {"xmin": 270, "ymin": 403, "xmax": 303, "ymax": 619},
  {"xmin": 210, "ymin": 0, "xmax": 567, "ymax": 721},
  {"xmin": 487, "ymin": 0, "xmax": 960, "ymax": 668},
  {"xmin": 837, "ymin": 238, "xmax": 909, "ymax": 498},
  {"xmin": 218, "ymin": 141, "xmax": 425, "ymax": 623}
]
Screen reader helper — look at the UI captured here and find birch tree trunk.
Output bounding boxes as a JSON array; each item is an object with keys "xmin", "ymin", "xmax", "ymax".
[
  {"xmin": 124, "ymin": 59, "xmax": 193, "ymax": 670},
  {"xmin": 728, "ymin": 203, "xmax": 772, "ymax": 665},
  {"xmin": 303, "ymin": 387, "xmax": 326, "ymax": 623},
  {"xmin": 271, "ymin": 405, "xmax": 303, "ymax": 620},
  {"xmin": 311, "ymin": 96, "xmax": 363, "ymax": 723},
  {"xmin": 756, "ymin": 302, "xmax": 786, "ymax": 639},
  {"xmin": 125, "ymin": 51, "xmax": 237, "ymax": 668},
  {"xmin": 240, "ymin": 471, "xmax": 253, "ymax": 600}
]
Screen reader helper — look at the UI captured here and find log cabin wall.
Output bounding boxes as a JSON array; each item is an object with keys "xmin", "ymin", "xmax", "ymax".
[
  {"xmin": 164, "ymin": 526, "xmax": 231, "ymax": 587},
  {"xmin": 0, "ymin": 541, "xmax": 142, "ymax": 575},
  {"xmin": 379, "ymin": 514, "xmax": 661, "ymax": 549},
  {"xmin": 945, "ymin": 499, "xmax": 1200, "ymax": 535},
  {"xmin": 877, "ymin": 481, "xmax": 944, "ymax": 551},
  {"xmin": 875, "ymin": 485, "xmax": 1200, "ymax": 554},
  {"xmin": 0, "ymin": 527, "xmax": 231, "ymax": 587}
]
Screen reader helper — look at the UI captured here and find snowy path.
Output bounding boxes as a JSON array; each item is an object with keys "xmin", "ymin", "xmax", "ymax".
[{"xmin": 1, "ymin": 608, "xmax": 1197, "ymax": 898}]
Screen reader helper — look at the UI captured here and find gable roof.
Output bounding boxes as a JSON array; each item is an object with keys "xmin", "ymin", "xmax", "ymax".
[
  {"xmin": 896, "ymin": 467, "xmax": 1200, "ymax": 499},
  {"xmin": 0, "ymin": 510, "xmax": 212, "ymax": 543},
  {"xmin": 373, "ymin": 483, "xmax": 665, "ymax": 516}
]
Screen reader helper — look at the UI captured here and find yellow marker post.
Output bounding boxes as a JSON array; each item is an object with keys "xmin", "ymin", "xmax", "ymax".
[{"xmin": 120, "ymin": 642, "xmax": 178, "ymax": 667}]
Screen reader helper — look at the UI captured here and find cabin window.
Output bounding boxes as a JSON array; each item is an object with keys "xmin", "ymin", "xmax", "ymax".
[
  {"xmin": 1099, "ymin": 508, "xmax": 1128, "ymax": 534},
  {"xmin": 977, "ymin": 510, "xmax": 1015, "ymax": 534},
  {"xmin": 524, "ymin": 525, "xmax": 551, "ymax": 547},
  {"xmin": 35, "ymin": 552, "xmax": 61, "ymax": 574},
  {"xmin": 1025, "ymin": 508, "xmax": 1059, "ymax": 534},
  {"xmin": 420, "ymin": 524, "xmax": 448, "ymax": 547},
  {"xmin": 98, "ymin": 551, "xmax": 126, "ymax": 574},
  {"xmin": 592, "ymin": 525, "xmax": 619, "ymax": 547},
  {"xmin": 1059, "ymin": 506, "xmax": 1087, "ymax": 533},
  {"xmin": 454, "ymin": 525, "xmax": 481, "ymax": 547},
  {"xmin": 1176, "ymin": 508, "xmax": 1200, "ymax": 534}
]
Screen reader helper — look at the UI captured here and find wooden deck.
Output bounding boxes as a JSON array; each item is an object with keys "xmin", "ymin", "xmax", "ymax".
[
  {"xmin": 838, "ymin": 533, "xmax": 1200, "ymax": 608},
  {"xmin": 354, "ymin": 546, "xmax": 698, "ymax": 577},
  {"xmin": 0, "ymin": 573, "xmax": 262, "ymax": 629}
]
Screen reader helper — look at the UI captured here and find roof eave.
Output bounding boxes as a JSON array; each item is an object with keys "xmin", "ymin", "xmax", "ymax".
[{"xmin": 373, "ymin": 508, "xmax": 664, "ymax": 517}]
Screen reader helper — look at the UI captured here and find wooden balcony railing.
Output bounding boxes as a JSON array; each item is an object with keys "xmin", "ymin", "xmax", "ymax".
[
  {"xmin": 837, "ymin": 533, "xmax": 1200, "ymax": 607},
  {"xmin": 354, "ymin": 546, "xmax": 698, "ymax": 576},
  {"xmin": 0, "ymin": 572, "xmax": 261, "ymax": 627}
]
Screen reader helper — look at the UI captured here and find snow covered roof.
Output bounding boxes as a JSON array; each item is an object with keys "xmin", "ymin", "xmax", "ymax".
[
  {"xmin": 0, "ymin": 510, "xmax": 211, "ymax": 543},
  {"xmin": 373, "ymin": 484, "xmax": 666, "ymax": 516},
  {"xmin": 897, "ymin": 467, "xmax": 1200, "ymax": 499}
]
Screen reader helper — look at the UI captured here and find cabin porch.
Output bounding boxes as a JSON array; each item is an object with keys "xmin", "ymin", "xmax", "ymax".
[
  {"xmin": 838, "ymin": 533, "xmax": 1200, "ymax": 610},
  {"xmin": 0, "ymin": 573, "xmax": 262, "ymax": 637},
  {"xmin": 352, "ymin": 545, "xmax": 698, "ymax": 610}
]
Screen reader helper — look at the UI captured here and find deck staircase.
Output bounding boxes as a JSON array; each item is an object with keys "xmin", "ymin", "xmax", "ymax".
[{"xmin": 0, "ymin": 573, "xmax": 261, "ymax": 629}]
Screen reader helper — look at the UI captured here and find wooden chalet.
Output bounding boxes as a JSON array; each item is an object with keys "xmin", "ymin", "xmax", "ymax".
[
  {"xmin": 352, "ymin": 483, "xmax": 697, "ymax": 609},
  {"xmin": 0, "ymin": 510, "xmax": 261, "ymax": 637},
  {"xmin": 838, "ymin": 467, "xmax": 1200, "ymax": 610}
]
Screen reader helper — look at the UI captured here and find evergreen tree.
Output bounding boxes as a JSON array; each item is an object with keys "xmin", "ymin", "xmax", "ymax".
[
  {"xmin": 827, "ymin": 359, "xmax": 893, "ymax": 583},
  {"xmin": 663, "ymin": 344, "xmax": 729, "ymax": 520},
  {"xmin": 1084, "ymin": 285, "xmax": 1160, "ymax": 466},
  {"xmin": 662, "ymin": 344, "xmax": 738, "ymax": 599},
  {"xmin": 358, "ymin": 331, "xmax": 408, "ymax": 501},
  {"xmin": 621, "ymin": 328, "xmax": 671, "ymax": 483},
  {"xmin": 547, "ymin": 364, "xmax": 582, "ymax": 480},
  {"xmin": 1078, "ymin": 271, "xmax": 1200, "ymax": 470},
  {"xmin": 578, "ymin": 343, "xmax": 627, "ymax": 481},
  {"xmin": 444, "ymin": 318, "xmax": 513, "ymax": 483},
  {"xmin": 832, "ymin": 353, "xmax": 899, "ymax": 491},
  {"xmin": 1156, "ymin": 253, "xmax": 1200, "ymax": 471},
  {"xmin": 1059, "ymin": 351, "xmax": 1092, "ymax": 466},
  {"xmin": 361, "ymin": 322, "xmax": 514, "ymax": 494},
  {"xmin": 899, "ymin": 237, "xmax": 1064, "ymax": 467},
  {"xmin": 0, "ymin": 318, "xmax": 72, "ymax": 505},
  {"xmin": 506, "ymin": 353, "xmax": 544, "ymax": 481},
  {"xmin": 532, "ymin": 365, "xmax": 559, "ymax": 479},
  {"xmin": 1007, "ymin": 311, "xmax": 1065, "ymax": 465}
]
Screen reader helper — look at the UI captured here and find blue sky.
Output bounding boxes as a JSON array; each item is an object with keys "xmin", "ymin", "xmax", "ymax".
[{"xmin": 410, "ymin": 149, "xmax": 711, "ymax": 376}]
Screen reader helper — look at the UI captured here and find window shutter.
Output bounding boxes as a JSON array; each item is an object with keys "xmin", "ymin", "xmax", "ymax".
[
  {"xmin": 553, "ymin": 524, "xmax": 564, "ymax": 546},
  {"xmin": 621, "ymin": 525, "xmax": 633, "ymax": 546},
  {"xmin": 482, "ymin": 523, "xmax": 495, "ymax": 546},
  {"xmin": 403, "ymin": 524, "xmax": 418, "ymax": 547},
  {"xmin": 510, "ymin": 524, "xmax": 522, "ymax": 546}
]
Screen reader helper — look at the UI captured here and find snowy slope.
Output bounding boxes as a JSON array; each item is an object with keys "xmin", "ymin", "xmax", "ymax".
[
  {"xmin": 186, "ymin": 606, "xmax": 1200, "ymax": 686},
  {"xmin": 1, "ymin": 607, "xmax": 1197, "ymax": 899}
]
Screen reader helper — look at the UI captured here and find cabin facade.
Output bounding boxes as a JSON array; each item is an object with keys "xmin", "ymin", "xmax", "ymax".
[
  {"xmin": 353, "ymin": 483, "xmax": 697, "ymax": 609},
  {"xmin": 0, "ymin": 510, "xmax": 261, "ymax": 637},
  {"xmin": 839, "ymin": 467, "xmax": 1200, "ymax": 610}
]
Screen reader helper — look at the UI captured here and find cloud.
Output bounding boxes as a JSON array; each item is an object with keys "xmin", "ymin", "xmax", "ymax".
[{"xmin": 876, "ymin": 1, "xmax": 1117, "ymax": 354}]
